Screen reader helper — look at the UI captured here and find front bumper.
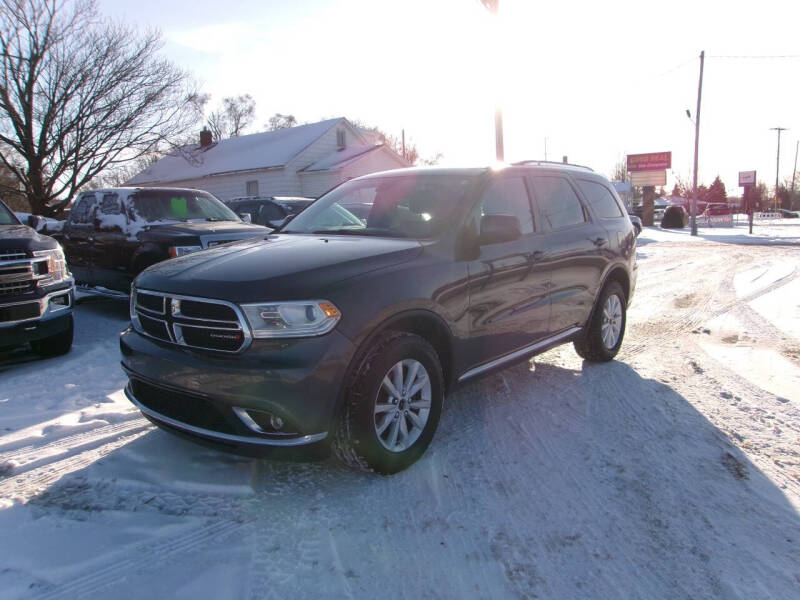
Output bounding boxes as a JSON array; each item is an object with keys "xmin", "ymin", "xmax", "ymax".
[
  {"xmin": 0, "ymin": 283, "xmax": 74, "ymax": 347},
  {"xmin": 120, "ymin": 326, "xmax": 356, "ymax": 448}
]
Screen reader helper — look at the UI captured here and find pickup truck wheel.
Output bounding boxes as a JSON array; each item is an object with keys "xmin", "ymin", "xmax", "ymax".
[
  {"xmin": 574, "ymin": 281, "xmax": 626, "ymax": 362},
  {"xmin": 333, "ymin": 332, "xmax": 443, "ymax": 475},
  {"xmin": 31, "ymin": 315, "xmax": 74, "ymax": 357}
]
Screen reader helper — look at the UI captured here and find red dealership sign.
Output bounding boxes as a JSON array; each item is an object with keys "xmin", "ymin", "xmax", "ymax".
[{"xmin": 627, "ymin": 152, "xmax": 672, "ymax": 172}]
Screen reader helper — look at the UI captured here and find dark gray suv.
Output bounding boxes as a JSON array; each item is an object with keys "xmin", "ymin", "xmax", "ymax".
[{"xmin": 121, "ymin": 163, "xmax": 637, "ymax": 473}]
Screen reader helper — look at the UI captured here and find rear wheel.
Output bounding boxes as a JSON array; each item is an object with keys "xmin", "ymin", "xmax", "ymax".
[
  {"xmin": 574, "ymin": 281, "xmax": 626, "ymax": 362},
  {"xmin": 333, "ymin": 332, "xmax": 444, "ymax": 474},
  {"xmin": 31, "ymin": 315, "xmax": 74, "ymax": 357}
]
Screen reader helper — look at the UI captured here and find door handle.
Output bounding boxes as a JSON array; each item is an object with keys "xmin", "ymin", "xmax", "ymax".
[
  {"xmin": 530, "ymin": 250, "xmax": 544, "ymax": 261},
  {"xmin": 591, "ymin": 237, "xmax": 607, "ymax": 247}
]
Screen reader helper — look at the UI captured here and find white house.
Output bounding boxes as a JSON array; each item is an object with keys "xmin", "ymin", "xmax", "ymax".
[{"xmin": 126, "ymin": 118, "xmax": 409, "ymax": 199}]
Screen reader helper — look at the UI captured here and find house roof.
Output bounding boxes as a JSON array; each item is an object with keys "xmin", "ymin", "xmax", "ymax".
[
  {"xmin": 300, "ymin": 144, "xmax": 388, "ymax": 173},
  {"xmin": 126, "ymin": 118, "xmax": 348, "ymax": 185}
]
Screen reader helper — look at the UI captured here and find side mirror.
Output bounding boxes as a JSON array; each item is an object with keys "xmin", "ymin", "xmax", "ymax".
[
  {"xmin": 239, "ymin": 212, "xmax": 252, "ymax": 224},
  {"xmin": 479, "ymin": 214, "xmax": 521, "ymax": 245},
  {"xmin": 28, "ymin": 215, "xmax": 46, "ymax": 232}
]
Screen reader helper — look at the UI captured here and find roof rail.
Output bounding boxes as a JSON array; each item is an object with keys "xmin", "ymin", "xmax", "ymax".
[{"xmin": 512, "ymin": 159, "xmax": 594, "ymax": 172}]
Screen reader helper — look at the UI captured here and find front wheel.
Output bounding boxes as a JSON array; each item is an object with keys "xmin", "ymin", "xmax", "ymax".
[
  {"xmin": 333, "ymin": 332, "xmax": 444, "ymax": 474},
  {"xmin": 574, "ymin": 281, "xmax": 626, "ymax": 362}
]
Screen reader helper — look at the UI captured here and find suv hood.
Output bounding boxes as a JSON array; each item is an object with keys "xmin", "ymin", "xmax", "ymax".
[
  {"xmin": 0, "ymin": 224, "xmax": 60, "ymax": 252},
  {"xmin": 135, "ymin": 233, "xmax": 423, "ymax": 302}
]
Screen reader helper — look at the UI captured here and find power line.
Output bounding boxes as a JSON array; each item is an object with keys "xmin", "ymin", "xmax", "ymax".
[{"xmin": 707, "ymin": 54, "xmax": 800, "ymax": 59}]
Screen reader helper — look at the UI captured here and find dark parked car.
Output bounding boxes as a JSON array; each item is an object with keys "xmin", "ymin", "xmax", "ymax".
[
  {"xmin": 1, "ymin": 198, "xmax": 74, "ymax": 356},
  {"xmin": 778, "ymin": 209, "xmax": 799, "ymax": 219},
  {"xmin": 224, "ymin": 196, "xmax": 313, "ymax": 228},
  {"xmin": 121, "ymin": 165, "xmax": 637, "ymax": 473},
  {"xmin": 661, "ymin": 205, "xmax": 689, "ymax": 229},
  {"xmin": 56, "ymin": 187, "xmax": 269, "ymax": 293}
]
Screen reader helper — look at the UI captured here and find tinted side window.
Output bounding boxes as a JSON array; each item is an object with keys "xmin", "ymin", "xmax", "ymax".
[
  {"xmin": 479, "ymin": 177, "xmax": 534, "ymax": 234},
  {"xmin": 71, "ymin": 195, "xmax": 98, "ymax": 224},
  {"xmin": 577, "ymin": 180, "xmax": 624, "ymax": 218},
  {"xmin": 530, "ymin": 177, "xmax": 586, "ymax": 231}
]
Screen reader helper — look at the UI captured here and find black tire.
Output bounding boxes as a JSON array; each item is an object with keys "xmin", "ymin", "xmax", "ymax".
[
  {"xmin": 574, "ymin": 281, "xmax": 626, "ymax": 362},
  {"xmin": 31, "ymin": 315, "xmax": 74, "ymax": 357},
  {"xmin": 332, "ymin": 332, "xmax": 444, "ymax": 475}
]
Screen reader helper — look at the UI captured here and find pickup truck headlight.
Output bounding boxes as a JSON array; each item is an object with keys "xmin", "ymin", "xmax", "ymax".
[
  {"xmin": 169, "ymin": 245, "xmax": 202, "ymax": 258},
  {"xmin": 240, "ymin": 300, "xmax": 341, "ymax": 338},
  {"xmin": 33, "ymin": 247, "xmax": 69, "ymax": 285}
]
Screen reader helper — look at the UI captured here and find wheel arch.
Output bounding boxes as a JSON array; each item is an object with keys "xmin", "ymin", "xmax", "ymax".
[{"xmin": 339, "ymin": 309, "xmax": 456, "ymax": 407}]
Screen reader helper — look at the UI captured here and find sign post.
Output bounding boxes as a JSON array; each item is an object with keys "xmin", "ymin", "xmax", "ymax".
[
  {"xmin": 739, "ymin": 170, "xmax": 756, "ymax": 234},
  {"xmin": 627, "ymin": 152, "xmax": 671, "ymax": 227}
]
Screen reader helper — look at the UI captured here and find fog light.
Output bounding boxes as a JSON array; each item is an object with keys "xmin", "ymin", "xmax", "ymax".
[{"xmin": 269, "ymin": 415, "xmax": 284, "ymax": 430}]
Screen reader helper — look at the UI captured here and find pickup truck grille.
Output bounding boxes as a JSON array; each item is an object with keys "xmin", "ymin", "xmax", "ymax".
[
  {"xmin": 0, "ymin": 249, "xmax": 46, "ymax": 296},
  {"xmin": 132, "ymin": 289, "xmax": 250, "ymax": 353}
]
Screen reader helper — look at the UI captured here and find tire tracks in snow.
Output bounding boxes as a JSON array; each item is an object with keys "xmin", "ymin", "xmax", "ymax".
[
  {"xmin": 623, "ymin": 248, "xmax": 798, "ymax": 358},
  {"xmin": 29, "ymin": 518, "xmax": 250, "ymax": 600},
  {"xmin": 0, "ymin": 428, "xmax": 151, "ymax": 504},
  {"xmin": 0, "ymin": 417, "xmax": 151, "ymax": 473}
]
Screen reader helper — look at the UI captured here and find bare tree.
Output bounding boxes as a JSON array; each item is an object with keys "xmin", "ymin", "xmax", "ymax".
[
  {"xmin": 207, "ymin": 94, "xmax": 255, "ymax": 140},
  {"xmin": 265, "ymin": 113, "xmax": 297, "ymax": 131},
  {"xmin": 0, "ymin": 0, "xmax": 202, "ymax": 216}
]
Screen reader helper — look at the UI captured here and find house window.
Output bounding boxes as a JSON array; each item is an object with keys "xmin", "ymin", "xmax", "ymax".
[
  {"xmin": 246, "ymin": 180, "xmax": 258, "ymax": 197},
  {"xmin": 336, "ymin": 129, "xmax": 346, "ymax": 149}
]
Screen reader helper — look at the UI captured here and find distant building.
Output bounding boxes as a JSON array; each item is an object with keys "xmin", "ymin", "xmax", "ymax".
[{"xmin": 126, "ymin": 117, "xmax": 409, "ymax": 199}]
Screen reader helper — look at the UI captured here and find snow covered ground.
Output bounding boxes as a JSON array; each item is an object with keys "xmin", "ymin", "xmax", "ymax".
[{"xmin": 1, "ymin": 221, "xmax": 799, "ymax": 599}]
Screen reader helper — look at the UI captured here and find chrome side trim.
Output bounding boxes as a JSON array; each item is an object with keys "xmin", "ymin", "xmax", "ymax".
[
  {"xmin": 458, "ymin": 327, "xmax": 582, "ymax": 383},
  {"xmin": 125, "ymin": 384, "xmax": 328, "ymax": 447}
]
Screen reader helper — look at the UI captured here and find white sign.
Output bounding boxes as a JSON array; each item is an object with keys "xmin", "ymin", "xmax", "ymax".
[
  {"xmin": 738, "ymin": 170, "xmax": 756, "ymax": 186},
  {"xmin": 630, "ymin": 170, "xmax": 666, "ymax": 186}
]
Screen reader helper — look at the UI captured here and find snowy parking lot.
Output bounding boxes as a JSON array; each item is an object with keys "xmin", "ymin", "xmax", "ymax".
[{"xmin": 2, "ymin": 222, "xmax": 800, "ymax": 599}]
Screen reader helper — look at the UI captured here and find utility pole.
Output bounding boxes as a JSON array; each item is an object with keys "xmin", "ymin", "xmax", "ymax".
[
  {"xmin": 770, "ymin": 127, "xmax": 787, "ymax": 211},
  {"xmin": 401, "ymin": 129, "xmax": 406, "ymax": 161},
  {"xmin": 791, "ymin": 140, "xmax": 798, "ymax": 209},
  {"xmin": 481, "ymin": 0, "xmax": 504, "ymax": 161},
  {"xmin": 690, "ymin": 50, "xmax": 704, "ymax": 236}
]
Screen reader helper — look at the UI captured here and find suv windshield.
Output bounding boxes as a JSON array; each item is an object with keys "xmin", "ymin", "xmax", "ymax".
[
  {"xmin": 0, "ymin": 201, "xmax": 21, "ymax": 225},
  {"xmin": 283, "ymin": 173, "xmax": 481, "ymax": 238},
  {"xmin": 130, "ymin": 190, "xmax": 240, "ymax": 223}
]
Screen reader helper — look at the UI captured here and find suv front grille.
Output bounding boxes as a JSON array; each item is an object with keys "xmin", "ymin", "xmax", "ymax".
[{"xmin": 132, "ymin": 289, "xmax": 250, "ymax": 353}]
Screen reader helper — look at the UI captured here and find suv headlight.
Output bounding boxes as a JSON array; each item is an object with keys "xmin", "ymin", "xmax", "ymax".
[
  {"xmin": 240, "ymin": 300, "xmax": 341, "ymax": 338},
  {"xmin": 169, "ymin": 245, "xmax": 202, "ymax": 258},
  {"xmin": 33, "ymin": 247, "xmax": 69, "ymax": 285}
]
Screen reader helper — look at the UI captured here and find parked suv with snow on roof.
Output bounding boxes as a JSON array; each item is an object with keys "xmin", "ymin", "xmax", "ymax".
[
  {"xmin": 56, "ymin": 187, "xmax": 269, "ymax": 293},
  {"xmin": 1, "ymin": 198, "xmax": 74, "ymax": 356},
  {"xmin": 121, "ymin": 164, "xmax": 637, "ymax": 473},
  {"xmin": 224, "ymin": 196, "xmax": 313, "ymax": 228}
]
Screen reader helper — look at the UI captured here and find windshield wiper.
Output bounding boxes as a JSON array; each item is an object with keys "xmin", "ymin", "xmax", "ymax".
[{"xmin": 305, "ymin": 228, "xmax": 403, "ymax": 237}]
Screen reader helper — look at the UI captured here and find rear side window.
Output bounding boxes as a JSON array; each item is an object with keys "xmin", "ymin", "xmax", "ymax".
[
  {"xmin": 71, "ymin": 194, "xmax": 98, "ymax": 224},
  {"xmin": 259, "ymin": 202, "xmax": 284, "ymax": 222},
  {"xmin": 100, "ymin": 193, "xmax": 122, "ymax": 215},
  {"xmin": 479, "ymin": 177, "xmax": 534, "ymax": 234},
  {"xmin": 530, "ymin": 176, "xmax": 586, "ymax": 231},
  {"xmin": 577, "ymin": 180, "xmax": 624, "ymax": 218}
]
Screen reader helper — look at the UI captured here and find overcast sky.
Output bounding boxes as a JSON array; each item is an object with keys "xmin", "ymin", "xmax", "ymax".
[{"xmin": 98, "ymin": 0, "xmax": 800, "ymax": 194}]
